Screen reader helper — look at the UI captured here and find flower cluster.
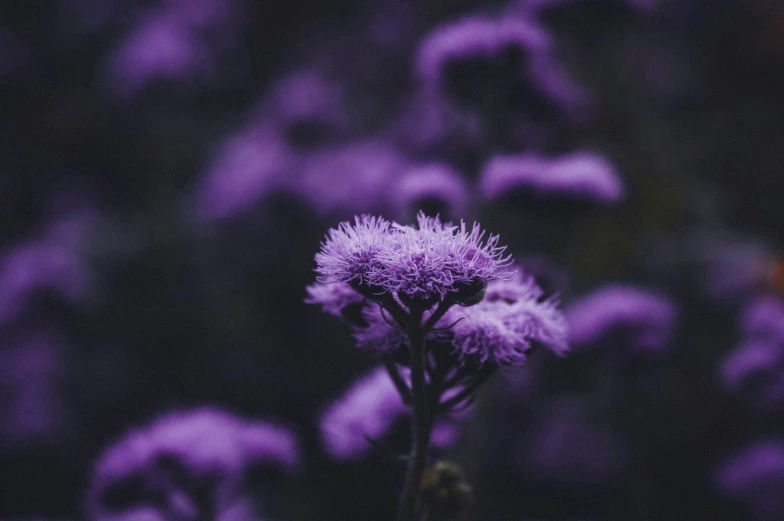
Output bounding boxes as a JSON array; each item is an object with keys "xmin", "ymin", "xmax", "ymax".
[{"xmin": 314, "ymin": 212, "xmax": 513, "ymax": 302}]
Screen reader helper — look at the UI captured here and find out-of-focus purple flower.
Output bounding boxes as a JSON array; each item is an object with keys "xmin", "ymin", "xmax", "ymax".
[
  {"xmin": 0, "ymin": 212, "xmax": 94, "ymax": 328},
  {"xmin": 720, "ymin": 295, "xmax": 784, "ymax": 407},
  {"xmin": 320, "ymin": 366, "xmax": 465, "ymax": 459},
  {"xmin": 305, "ymin": 282, "xmax": 366, "ymax": 318},
  {"xmin": 521, "ymin": 401, "xmax": 627, "ymax": 486},
  {"xmin": 415, "ymin": 15, "xmax": 584, "ymax": 114},
  {"xmin": 480, "ymin": 152, "xmax": 623, "ymax": 204},
  {"xmin": 715, "ymin": 441, "xmax": 784, "ymax": 517},
  {"xmin": 389, "ymin": 163, "xmax": 470, "ymax": 223},
  {"xmin": 320, "ymin": 366, "xmax": 406, "ymax": 459},
  {"xmin": 721, "ymin": 340, "xmax": 784, "ymax": 389},
  {"xmin": 105, "ymin": 0, "xmax": 240, "ymax": 97},
  {"xmin": 260, "ymin": 69, "xmax": 351, "ymax": 149},
  {"xmin": 0, "ymin": 331, "xmax": 68, "ymax": 446},
  {"xmin": 297, "ymin": 140, "xmax": 407, "ymax": 217},
  {"xmin": 741, "ymin": 295, "xmax": 784, "ymax": 342},
  {"xmin": 353, "ymin": 272, "xmax": 568, "ymax": 366},
  {"xmin": 194, "ymin": 124, "xmax": 296, "ymax": 221},
  {"xmin": 565, "ymin": 285, "xmax": 677, "ymax": 353},
  {"xmin": 392, "ymin": 90, "xmax": 482, "ymax": 160},
  {"xmin": 314, "ymin": 212, "xmax": 512, "ymax": 301},
  {"xmin": 87, "ymin": 407, "xmax": 297, "ymax": 521}
]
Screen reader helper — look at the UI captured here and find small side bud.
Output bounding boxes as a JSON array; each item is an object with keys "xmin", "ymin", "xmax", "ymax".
[{"xmin": 421, "ymin": 461, "xmax": 473, "ymax": 521}]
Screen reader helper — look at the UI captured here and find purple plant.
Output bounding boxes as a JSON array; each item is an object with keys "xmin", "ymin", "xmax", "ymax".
[
  {"xmin": 565, "ymin": 285, "xmax": 677, "ymax": 353},
  {"xmin": 715, "ymin": 441, "xmax": 784, "ymax": 518},
  {"xmin": 104, "ymin": 0, "xmax": 241, "ymax": 97},
  {"xmin": 389, "ymin": 163, "xmax": 470, "ymax": 223},
  {"xmin": 480, "ymin": 151, "xmax": 623, "ymax": 204},
  {"xmin": 319, "ymin": 366, "xmax": 466, "ymax": 459},
  {"xmin": 87, "ymin": 407, "xmax": 298, "ymax": 521},
  {"xmin": 415, "ymin": 14, "xmax": 585, "ymax": 124},
  {"xmin": 719, "ymin": 295, "xmax": 784, "ymax": 407},
  {"xmin": 194, "ymin": 123, "xmax": 296, "ymax": 221},
  {"xmin": 309, "ymin": 213, "xmax": 567, "ymax": 521}
]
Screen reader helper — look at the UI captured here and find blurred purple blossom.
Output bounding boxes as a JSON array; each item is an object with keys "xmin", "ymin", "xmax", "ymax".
[
  {"xmin": 715, "ymin": 441, "xmax": 784, "ymax": 518},
  {"xmin": 259, "ymin": 69, "xmax": 351, "ymax": 149},
  {"xmin": 392, "ymin": 90, "xmax": 482, "ymax": 161},
  {"xmin": 389, "ymin": 163, "xmax": 470, "ymax": 223},
  {"xmin": 304, "ymin": 281, "xmax": 365, "ymax": 319},
  {"xmin": 480, "ymin": 152, "xmax": 623, "ymax": 204},
  {"xmin": 87, "ymin": 407, "xmax": 297, "ymax": 521},
  {"xmin": 319, "ymin": 366, "xmax": 465, "ymax": 459},
  {"xmin": 741, "ymin": 295, "xmax": 784, "ymax": 342},
  {"xmin": 720, "ymin": 295, "xmax": 784, "ymax": 407},
  {"xmin": 0, "ymin": 211, "xmax": 95, "ymax": 328},
  {"xmin": 415, "ymin": 15, "xmax": 584, "ymax": 114},
  {"xmin": 105, "ymin": 0, "xmax": 241, "ymax": 97},
  {"xmin": 194, "ymin": 123, "xmax": 296, "ymax": 221},
  {"xmin": 565, "ymin": 285, "xmax": 677, "ymax": 353},
  {"xmin": 297, "ymin": 140, "xmax": 407, "ymax": 217}
]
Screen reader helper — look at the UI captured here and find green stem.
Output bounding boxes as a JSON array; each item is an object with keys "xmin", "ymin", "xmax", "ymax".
[{"xmin": 396, "ymin": 312, "xmax": 433, "ymax": 521}]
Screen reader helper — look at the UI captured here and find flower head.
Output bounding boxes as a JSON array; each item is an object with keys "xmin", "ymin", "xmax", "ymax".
[
  {"xmin": 313, "ymin": 212, "xmax": 512, "ymax": 302},
  {"xmin": 314, "ymin": 215, "xmax": 392, "ymax": 288},
  {"xmin": 441, "ymin": 272, "xmax": 568, "ymax": 365}
]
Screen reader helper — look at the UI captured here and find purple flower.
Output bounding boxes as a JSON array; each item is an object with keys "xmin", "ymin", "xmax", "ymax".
[
  {"xmin": 105, "ymin": 0, "xmax": 240, "ymax": 97},
  {"xmin": 314, "ymin": 212, "xmax": 512, "ymax": 301},
  {"xmin": 319, "ymin": 366, "xmax": 407, "ymax": 459},
  {"xmin": 304, "ymin": 282, "xmax": 366, "ymax": 318},
  {"xmin": 0, "ymin": 212, "xmax": 94, "ymax": 328},
  {"xmin": 715, "ymin": 441, "xmax": 784, "ymax": 517},
  {"xmin": 565, "ymin": 285, "xmax": 677, "ymax": 353},
  {"xmin": 296, "ymin": 140, "xmax": 407, "ymax": 217},
  {"xmin": 194, "ymin": 124, "xmax": 296, "ymax": 221},
  {"xmin": 480, "ymin": 151, "xmax": 623, "ymax": 204},
  {"xmin": 352, "ymin": 272, "xmax": 568, "ymax": 366},
  {"xmin": 440, "ymin": 272, "xmax": 568, "ymax": 365},
  {"xmin": 319, "ymin": 367, "xmax": 466, "ymax": 459},
  {"xmin": 720, "ymin": 295, "xmax": 784, "ymax": 407},
  {"xmin": 87, "ymin": 407, "xmax": 298, "ymax": 521},
  {"xmin": 391, "ymin": 90, "xmax": 482, "ymax": 161},
  {"xmin": 389, "ymin": 163, "xmax": 470, "ymax": 223},
  {"xmin": 314, "ymin": 214, "xmax": 392, "ymax": 288},
  {"xmin": 741, "ymin": 295, "xmax": 784, "ymax": 342},
  {"xmin": 415, "ymin": 15, "xmax": 584, "ymax": 114},
  {"xmin": 260, "ymin": 69, "xmax": 350, "ymax": 149}
]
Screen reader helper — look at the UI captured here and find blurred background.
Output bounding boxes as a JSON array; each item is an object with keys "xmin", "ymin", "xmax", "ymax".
[{"xmin": 1, "ymin": 0, "xmax": 784, "ymax": 520}]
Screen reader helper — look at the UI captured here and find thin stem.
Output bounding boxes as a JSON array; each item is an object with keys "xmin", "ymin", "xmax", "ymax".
[
  {"xmin": 396, "ymin": 308, "xmax": 433, "ymax": 521},
  {"xmin": 423, "ymin": 300, "xmax": 454, "ymax": 331},
  {"xmin": 382, "ymin": 354, "xmax": 413, "ymax": 406}
]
